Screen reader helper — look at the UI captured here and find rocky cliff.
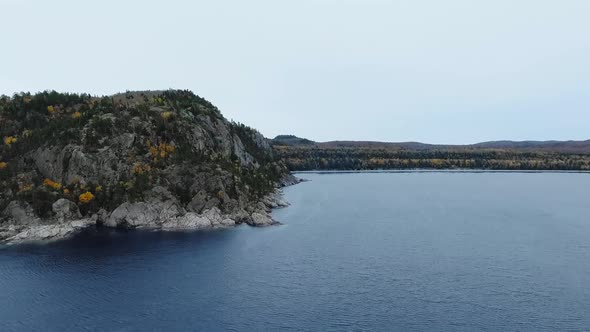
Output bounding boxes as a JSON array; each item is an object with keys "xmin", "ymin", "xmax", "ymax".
[{"xmin": 0, "ymin": 90, "xmax": 298, "ymax": 242}]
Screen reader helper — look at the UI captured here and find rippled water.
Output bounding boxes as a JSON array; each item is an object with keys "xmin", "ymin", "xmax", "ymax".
[{"xmin": 2, "ymin": 171, "xmax": 590, "ymax": 331}]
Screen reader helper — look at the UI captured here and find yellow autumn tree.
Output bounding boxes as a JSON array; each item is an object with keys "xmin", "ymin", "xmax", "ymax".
[
  {"xmin": 4, "ymin": 136, "xmax": 17, "ymax": 146},
  {"xmin": 43, "ymin": 178, "xmax": 62, "ymax": 190},
  {"xmin": 132, "ymin": 163, "xmax": 151, "ymax": 175},
  {"xmin": 18, "ymin": 183, "xmax": 33, "ymax": 192},
  {"xmin": 148, "ymin": 142, "xmax": 175, "ymax": 161},
  {"xmin": 79, "ymin": 191, "xmax": 95, "ymax": 204},
  {"xmin": 0, "ymin": 162, "xmax": 7, "ymax": 169},
  {"xmin": 149, "ymin": 146, "xmax": 158, "ymax": 158},
  {"xmin": 132, "ymin": 163, "xmax": 144, "ymax": 175},
  {"xmin": 161, "ymin": 111, "xmax": 173, "ymax": 120}
]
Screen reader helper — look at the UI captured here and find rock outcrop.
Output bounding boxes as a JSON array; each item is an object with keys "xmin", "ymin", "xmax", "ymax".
[
  {"xmin": 7, "ymin": 219, "xmax": 95, "ymax": 242},
  {"xmin": 52, "ymin": 199, "xmax": 82, "ymax": 223},
  {"xmin": 0, "ymin": 90, "xmax": 299, "ymax": 243},
  {"xmin": 3, "ymin": 201, "xmax": 41, "ymax": 226}
]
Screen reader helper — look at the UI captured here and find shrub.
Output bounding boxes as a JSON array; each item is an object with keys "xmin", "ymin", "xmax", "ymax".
[
  {"xmin": 161, "ymin": 111, "xmax": 173, "ymax": 120},
  {"xmin": 43, "ymin": 178, "xmax": 62, "ymax": 190},
  {"xmin": 4, "ymin": 136, "xmax": 17, "ymax": 146},
  {"xmin": 79, "ymin": 191, "xmax": 95, "ymax": 204}
]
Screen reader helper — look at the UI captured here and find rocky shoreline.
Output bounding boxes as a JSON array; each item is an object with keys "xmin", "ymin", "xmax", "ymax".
[{"xmin": 1, "ymin": 175, "xmax": 303, "ymax": 244}]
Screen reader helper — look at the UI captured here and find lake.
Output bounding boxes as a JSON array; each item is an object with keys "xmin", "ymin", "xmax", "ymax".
[{"xmin": 1, "ymin": 171, "xmax": 590, "ymax": 331}]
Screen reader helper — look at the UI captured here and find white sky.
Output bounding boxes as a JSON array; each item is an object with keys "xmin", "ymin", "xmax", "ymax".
[{"xmin": 1, "ymin": 0, "xmax": 589, "ymax": 143}]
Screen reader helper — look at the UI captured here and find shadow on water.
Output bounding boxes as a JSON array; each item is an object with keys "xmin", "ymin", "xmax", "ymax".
[{"xmin": 0, "ymin": 225, "xmax": 248, "ymax": 261}]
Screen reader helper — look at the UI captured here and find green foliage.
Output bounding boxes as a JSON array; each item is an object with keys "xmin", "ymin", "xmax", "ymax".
[
  {"xmin": 128, "ymin": 173, "xmax": 152, "ymax": 202},
  {"xmin": 172, "ymin": 184, "xmax": 192, "ymax": 205},
  {"xmin": 16, "ymin": 187, "xmax": 57, "ymax": 218},
  {"xmin": 91, "ymin": 117, "xmax": 114, "ymax": 136}
]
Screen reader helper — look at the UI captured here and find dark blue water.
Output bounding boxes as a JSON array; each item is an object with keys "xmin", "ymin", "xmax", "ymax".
[{"xmin": 2, "ymin": 172, "xmax": 590, "ymax": 331}]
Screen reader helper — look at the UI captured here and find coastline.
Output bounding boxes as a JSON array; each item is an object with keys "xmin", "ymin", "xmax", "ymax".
[
  {"xmin": 294, "ymin": 169, "xmax": 590, "ymax": 174},
  {"xmin": 1, "ymin": 174, "xmax": 305, "ymax": 245}
]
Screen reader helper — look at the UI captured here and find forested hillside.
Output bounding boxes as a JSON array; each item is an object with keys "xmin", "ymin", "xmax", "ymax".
[
  {"xmin": 273, "ymin": 136, "xmax": 590, "ymax": 171},
  {"xmin": 0, "ymin": 90, "xmax": 295, "ymax": 241}
]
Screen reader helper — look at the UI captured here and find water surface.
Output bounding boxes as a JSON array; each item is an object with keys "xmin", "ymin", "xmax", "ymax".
[{"xmin": 1, "ymin": 172, "xmax": 590, "ymax": 331}]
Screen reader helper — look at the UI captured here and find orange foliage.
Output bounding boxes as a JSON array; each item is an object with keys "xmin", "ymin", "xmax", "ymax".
[
  {"xmin": 79, "ymin": 191, "xmax": 95, "ymax": 204},
  {"xmin": 43, "ymin": 178, "xmax": 62, "ymax": 190},
  {"xmin": 4, "ymin": 136, "xmax": 17, "ymax": 146},
  {"xmin": 149, "ymin": 142, "xmax": 175, "ymax": 160}
]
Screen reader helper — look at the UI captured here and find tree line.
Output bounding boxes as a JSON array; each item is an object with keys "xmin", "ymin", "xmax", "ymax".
[{"xmin": 274, "ymin": 146, "xmax": 590, "ymax": 171}]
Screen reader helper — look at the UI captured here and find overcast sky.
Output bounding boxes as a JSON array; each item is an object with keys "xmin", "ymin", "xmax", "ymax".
[{"xmin": 2, "ymin": 0, "xmax": 589, "ymax": 144}]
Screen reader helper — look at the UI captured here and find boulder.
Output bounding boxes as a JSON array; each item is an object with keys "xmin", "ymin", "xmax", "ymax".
[
  {"xmin": 7, "ymin": 218, "xmax": 94, "ymax": 242},
  {"xmin": 52, "ymin": 199, "xmax": 82, "ymax": 223},
  {"xmin": 203, "ymin": 207, "xmax": 223, "ymax": 225},
  {"xmin": 262, "ymin": 191, "xmax": 289, "ymax": 209},
  {"xmin": 219, "ymin": 218, "xmax": 236, "ymax": 226},
  {"xmin": 2, "ymin": 201, "xmax": 41, "ymax": 226},
  {"xmin": 105, "ymin": 186, "xmax": 185, "ymax": 228},
  {"xmin": 250, "ymin": 212, "xmax": 275, "ymax": 226},
  {"xmin": 187, "ymin": 190, "xmax": 208, "ymax": 213},
  {"xmin": 162, "ymin": 213, "xmax": 212, "ymax": 230}
]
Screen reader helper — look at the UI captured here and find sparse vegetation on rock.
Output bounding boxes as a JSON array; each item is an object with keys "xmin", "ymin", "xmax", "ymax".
[{"xmin": 0, "ymin": 89, "xmax": 296, "ymax": 241}]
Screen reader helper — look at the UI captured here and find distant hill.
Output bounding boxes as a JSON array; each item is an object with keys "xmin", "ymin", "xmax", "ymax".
[
  {"xmin": 272, "ymin": 135, "xmax": 315, "ymax": 146},
  {"xmin": 471, "ymin": 140, "xmax": 590, "ymax": 153},
  {"xmin": 272, "ymin": 135, "xmax": 590, "ymax": 154},
  {"xmin": 272, "ymin": 135, "xmax": 590, "ymax": 171}
]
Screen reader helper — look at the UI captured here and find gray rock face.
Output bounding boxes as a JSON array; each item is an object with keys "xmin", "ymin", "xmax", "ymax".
[
  {"xmin": 52, "ymin": 199, "xmax": 82, "ymax": 223},
  {"xmin": 1, "ymin": 185, "xmax": 293, "ymax": 242},
  {"xmin": 162, "ymin": 213, "xmax": 212, "ymax": 230},
  {"xmin": 232, "ymin": 134, "xmax": 255, "ymax": 166},
  {"xmin": 33, "ymin": 144, "xmax": 127, "ymax": 186},
  {"xmin": 251, "ymin": 131, "xmax": 272, "ymax": 154},
  {"xmin": 187, "ymin": 190, "xmax": 208, "ymax": 213},
  {"xmin": 220, "ymin": 218, "xmax": 236, "ymax": 226},
  {"xmin": 32, "ymin": 145, "xmax": 66, "ymax": 183},
  {"xmin": 2, "ymin": 201, "xmax": 41, "ymax": 226},
  {"xmin": 7, "ymin": 219, "xmax": 94, "ymax": 242},
  {"xmin": 261, "ymin": 190, "xmax": 290, "ymax": 209},
  {"xmin": 106, "ymin": 201, "xmax": 184, "ymax": 228},
  {"xmin": 280, "ymin": 173, "xmax": 304, "ymax": 187},
  {"xmin": 161, "ymin": 208, "xmax": 236, "ymax": 230},
  {"xmin": 95, "ymin": 209, "xmax": 109, "ymax": 226},
  {"xmin": 105, "ymin": 203, "xmax": 238, "ymax": 230},
  {"xmin": 250, "ymin": 212, "xmax": 275, "ymax": 226},
  {"xmin": 105, "ymin": 186, "xmax": 186, "ymax": 228},
  {"xmin": 1, "ymin": 200, "xmax": 94, "ymax": 242},
  {"xmin": 202, "ymin": 207, "xmax": 223, "ymax": 224}
]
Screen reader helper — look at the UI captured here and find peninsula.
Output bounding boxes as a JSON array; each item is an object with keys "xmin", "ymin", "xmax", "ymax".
[{"xmin": 0, "ymin": 90, "xmax": 298, "ymax": 242}]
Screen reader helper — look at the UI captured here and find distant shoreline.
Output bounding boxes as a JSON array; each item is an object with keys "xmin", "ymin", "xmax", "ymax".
[{"xmin": 294, "ymin": 169, "xmax": 590, "ymax": 174}]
